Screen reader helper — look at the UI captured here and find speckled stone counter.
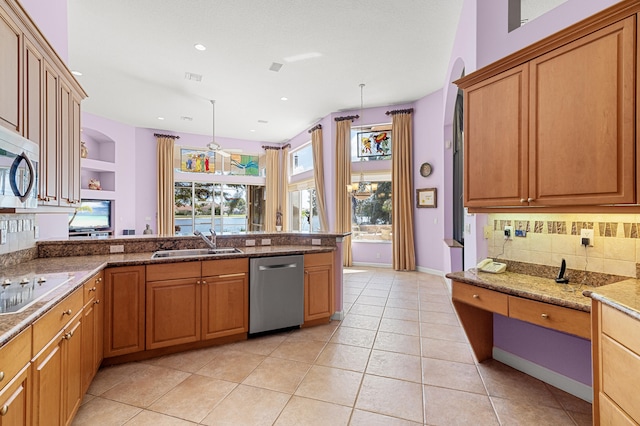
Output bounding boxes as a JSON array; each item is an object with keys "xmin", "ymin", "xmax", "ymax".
[
  {"xmin": 0, "ymin": 244, "xmax": 335, "ymax": 348},
  {"xmin": 584, "ymin": 279, "xmax": 640, "ymax": 321},
  {"xmin": 446, "ymin": 269, "xmax": 592, "ymax": 312}
]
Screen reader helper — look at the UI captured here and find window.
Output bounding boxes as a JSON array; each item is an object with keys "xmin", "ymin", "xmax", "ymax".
[
  {"xmin": 351, "ymin": 181, "xmax": 392, "ymax": 241},
  {"xmin": 289, "ymin": 188, "xmax": 320, "ymax": 232},
  {"xmin": 175, "ymin": 182, "xmax": 263, "ymax": 235},
  {"xmin": 290, "ymin": 142, "xmax": 314, "ymax": 175},
  {"xmin": 350, "ymin": 125, "xmax": 392, "ymax": 162}
]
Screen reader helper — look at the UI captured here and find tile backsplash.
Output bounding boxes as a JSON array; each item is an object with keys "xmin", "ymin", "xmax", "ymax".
[
  {"xmin": 487, "ymin": 213, "xmax": 640, "ymax": 278},
  {"xmin": 0, "ymin": 213, "xmax": 36, "ymax": 256}
]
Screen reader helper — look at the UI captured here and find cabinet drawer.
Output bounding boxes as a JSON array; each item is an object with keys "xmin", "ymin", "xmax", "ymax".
[
  {"xmin": 601, "ymin": 334, "xmax": 640, "ymax": 423},
  {"xmin": 508, "ymin": 296, "xmax": 590, "ymax": 339},
  {"xmin": 147, "ymin": 261, "xmax": 201, "ymax": 281},
  {"xmin": 452, "ymin": 282, "xmax": 508, "ymax": 315},
  {"xmin": 32, "ymin": 288, "xmax": 83, "ymax": 354},
  {"xmin": 599, "ymin": 392, "xmax": 636, "ymax": 426},
  {"xmin": 83, "ymin": 272, "xmax": 103, "ymax": 305},
  {"xmin": 304, "ymin": 252, "xmax": 334, "ymax": 267},
  {"xmin": 202, "ymin": 257, "xmax": 248, "ymax": 277},
  {"xmin": 601, "ymin": 304, "xmax": 640, "ymax": 355},
  {"xmin": 0, "ymin": 327, "xmax": 31, "ymax": 392}
]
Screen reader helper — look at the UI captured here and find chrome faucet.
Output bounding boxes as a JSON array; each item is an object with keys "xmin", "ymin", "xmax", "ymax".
[{"xmin": 194, "ymin": 229, "xmax": 216, "ymax": 249}]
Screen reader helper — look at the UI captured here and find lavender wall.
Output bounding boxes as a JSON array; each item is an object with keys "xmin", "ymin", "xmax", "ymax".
[
  {"xmin": 352, "ymin": 241, "xmax": 392, "ymax": 266},
  {"xmin": 20, "ymin": 0, "xmax": 69, "ymax": 62}
]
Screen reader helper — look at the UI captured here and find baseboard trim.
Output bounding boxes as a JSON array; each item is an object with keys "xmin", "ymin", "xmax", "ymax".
[
  {"xmin": 492, "ymin": 347, "xmax": 593, "ymax": 403},
  {"xmin": 351, "ymin": 261, "xmax": 392, "ymax": 268},
  {"xmin": 416, "ymin": 266, "xmax": 445, "ymax": 278},
  {"xmin": 331, "ymin": 311, "xmax": 345, "ymax": 321}
]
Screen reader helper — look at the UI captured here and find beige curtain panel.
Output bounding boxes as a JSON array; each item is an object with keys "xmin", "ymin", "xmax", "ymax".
[
  {"xmin": 391, "ymin": 111, "xmax": 416, "ymax": 270},
  {"xmin": 311, "ymin": 128, "xmax": 329, "ymax": 231},
  {"xmin": 265, "ymin": 149, "xmax": 279, "ymax": 232},
  {"xmin": 156, "ymin": 136, "xmax": 175, "ymax": 236},
  {"xmin": 335, "ymin": 120, "xmax": 353, "ymax": 266},
  {"xmin": 281, "ymin": 146, "xmax": 290, "ymax": 231}
]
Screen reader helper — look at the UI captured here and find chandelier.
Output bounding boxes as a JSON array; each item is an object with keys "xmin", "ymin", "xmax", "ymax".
[{"xmin": 347, "ymin": 83, "xmax": 378, "ymax": 200}]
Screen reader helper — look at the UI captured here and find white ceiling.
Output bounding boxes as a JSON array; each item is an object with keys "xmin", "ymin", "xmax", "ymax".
[
  {"xmin": 67, "ymin": 1, "xmax": 464, "ymax": 143},
  {"xmin": 66, "ymin": 1, "xmax": 565, "ymax": 144}
]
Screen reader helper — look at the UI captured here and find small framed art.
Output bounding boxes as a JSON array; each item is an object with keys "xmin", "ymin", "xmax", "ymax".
[{"xmin": 417, "ymin": 188, "xmax": 437, "ymax": 208}]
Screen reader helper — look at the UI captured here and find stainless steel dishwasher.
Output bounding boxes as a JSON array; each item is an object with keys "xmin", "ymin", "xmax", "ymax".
[{"xmin": 249, "ymin": 255, "xmax": 304, "ymax": 334}]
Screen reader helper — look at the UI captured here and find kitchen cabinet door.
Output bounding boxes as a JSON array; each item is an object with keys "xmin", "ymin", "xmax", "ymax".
[
  {"xmin": 81, "ymin": 272, "xmax": 103, "ymax": 394},
  {"xmin": 146, "ymin": 278, "xmax": 201, "ymax": 349},
  {"xmin": 303, "ymin": 253, "xmax": 334, "ymax": 324},
  {"xmin": 201, "ymin": 272, "xmax": 248, "ymax": 340},
  {"xmin": 0, "ymin": 6, "xmax": 21, "ymax": 133},
  {"xmin": 529, "ymin": 16, "xmax": 635, "ymax": 206},
  {"xmin": 463, "ymin": 64, "xmax": 529, "ymax": 207},
  {"xmin": 63, "ymin": 314, "xmax": 82, "ymax": 425},
  {"xmin": 40, "ymin": 60, "xmax": 58, "ymax": 205},
  {"xmin": 32, "ymin": 331, "xmax": 63, "ymax": 426},
  {"xmin": 0, "ymin": 365, "xmax": 30, "ymax": 426},
  {"xmin": 24, "ymin": 35, "xmax": 43, "ymax": 146},
  {"xmin": 104, "ymin": 266, "xmax": 146, "ymax": 358}
]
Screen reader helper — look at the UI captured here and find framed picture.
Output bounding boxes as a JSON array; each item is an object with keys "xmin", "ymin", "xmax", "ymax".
[
  {"xmin": 179, "ymin": 148, "xmax": 217, "ymax": 173},
  {"xmin": 417, "ymin": 188, "xmax": 437, "ymax": 208},
  {"xmin": 357, "ymin": 130, "xmax": 392, "ymax": 158}
]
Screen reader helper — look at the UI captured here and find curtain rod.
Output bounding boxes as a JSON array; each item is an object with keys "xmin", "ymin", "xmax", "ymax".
[
  {"xmin": 154, "ymin": 133, "xmax": 180, "ymax": 139},
  {"xmin": 385, "ymin": 108, "xmax": 414, "ymax": 116},
  {"xmin": 308, "ymin": 124, "xmax": 322, "ymax": 133},
  {"xmin": 334, "ymin": 115, "xmax": 359, "ymax": 122},
  {"xmin": 262, "ymin": 144, "xmax": 291, "ymax": 150}
]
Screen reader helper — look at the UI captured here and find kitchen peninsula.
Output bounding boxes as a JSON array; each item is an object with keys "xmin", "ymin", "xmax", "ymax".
[{"xmin": 0, "ymin": 232, "xmax": 346, "ymax": 425}]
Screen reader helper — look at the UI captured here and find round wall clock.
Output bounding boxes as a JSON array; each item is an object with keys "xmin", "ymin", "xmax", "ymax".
[{"xmin": 420, "ymin": 162, "xmax": 433, "ymax": 177}]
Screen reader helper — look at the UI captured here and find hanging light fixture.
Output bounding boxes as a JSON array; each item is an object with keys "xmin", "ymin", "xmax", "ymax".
[{"xmin": 347, "ymin": 83, "xmax": 378, "ymax": 200}]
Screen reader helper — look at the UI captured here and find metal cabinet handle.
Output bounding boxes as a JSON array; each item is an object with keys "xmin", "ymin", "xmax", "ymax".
[
  {"xmin": 0, "ymin": 405, "xmax": 8, "ymax": 416},
  {"xmin": 62, "ymin": 309, "xmax": 72, "ymax": 316},
  {"xmin": 541, "ymin": 313, "xmax": 549, "ymax": 319},
  {"xmin": 89, "ymin": 287, "xmax": 96, "ymax": 292},
  {"xmin": 217, "ymin": 273, "xmax": 244, "ymax": 278},
  {"xmin": 520, "ymin": 198, "xmax": 526, "ymax": 203},
  {"xmin": 527, "ymin": 198, "xmax": 534, "ymax": 202}
]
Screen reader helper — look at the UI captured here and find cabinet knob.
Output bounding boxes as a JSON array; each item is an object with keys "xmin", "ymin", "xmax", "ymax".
[
  {"xmin": 63, "ymin": 331, "xmax": 74, "ymax": 340},
  {"xmin": 541, "ymin": 313, "xmax": 549, "ymax": 319},
  {"xmin": 89, "ymin": 287, "xmax": 96, "ymax": 292},
  {"xmin": 527, "ymin": 198, "xmax": 534, "ymax": 202},
  {"xmin": 201, "ymin": 280, "xmax": 207, "ymax": 285},
  {"xmin": 0, "ymin": 371, "xmax": 4, "ymax": 381},
  {"xmin": 62, "ymin": 309, "xmax": 72, "ymax": 316},
  {"xmin": 520, "ymin": 198, "xmax": 526, "ymax": 203},
  {"xmin": 0, "ymin": 405, "xmax": 8, "ymax": 416},
  {"xmin": 472, "ymin": 294, "xmax": 479, "ymax": 299},
  {"xmin": 95, "ymin": 299, "xmax": 100, "ymax": 305},
  {"xmin": 196, "ymin": 280, "xmax": 201, "ymax": 285}
]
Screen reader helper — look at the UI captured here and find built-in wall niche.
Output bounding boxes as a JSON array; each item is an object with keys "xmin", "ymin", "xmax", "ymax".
[{"xmin": 80, "ymin": 127, "xmax": 116, "ymax": 199}]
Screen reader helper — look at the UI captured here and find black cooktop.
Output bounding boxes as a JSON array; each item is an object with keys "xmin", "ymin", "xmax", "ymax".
[{"xmin": 0, "ymin": 274, "xmax": 73, "ymax": 314}]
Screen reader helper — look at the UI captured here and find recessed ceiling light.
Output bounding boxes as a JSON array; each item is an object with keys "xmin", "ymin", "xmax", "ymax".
[
  {"xmin": 280, "ymin": 97, "xmax": 288, "ymax": 101},
  {"xmin": 157, "ymin": 117, "xmax": 165, "ymax": 120},
  {"xmin": 194, "ymin": 43, "xmax": 206, "ymax": 51},
  {"xmin": 71, "ymin": 70, "xmax": 83, "ymax": 76},
  {"xmin": 184, "ymin": 72, "xmax": 202, "ymax": 82}
]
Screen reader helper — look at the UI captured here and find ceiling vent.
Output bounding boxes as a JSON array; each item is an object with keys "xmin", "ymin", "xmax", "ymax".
[
  {"xmin": 257, "ymin": 119, "xmax": 269, "ymax": 124},
  {"xmin": 269, "ymin": 62, "xmax": 283, "ymax": 72},
  {"xmin": 184, "ymin": 72, "xmax": 203, "ymax": 82}
]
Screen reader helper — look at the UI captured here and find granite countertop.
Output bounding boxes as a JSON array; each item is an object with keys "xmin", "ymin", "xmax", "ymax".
[
  {"xmin": 446, "ymin": 269, "xmax": 592, "ymax": 312},
  {"xmin": 0, "ymin": 245, "xmax": 334, "ymax": 347},
  {"xmin": 583, "ymin": 280, "xmax": 640, "ymax": 322}
]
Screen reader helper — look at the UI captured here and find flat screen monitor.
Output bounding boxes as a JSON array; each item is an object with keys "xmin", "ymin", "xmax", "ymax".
[{"xmin": 68, "ymin": 199, "xmax": 112, "ymax": 232}]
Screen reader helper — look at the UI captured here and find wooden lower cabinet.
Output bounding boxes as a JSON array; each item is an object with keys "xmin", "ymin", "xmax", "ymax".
[
  {"xmin": 31, "ymin": 309, "xmax": 82, "ymax": 426},
  {"xmin": 201, "ymin": 258, "xmax": 248, "ymax": 340},
  {"xmin": 145, "ymin": 259, "xmax": 249, "ymax": 349},
  {"xmin": 303, "ymin": 252, "xmax": 334, "ymax": 324},
  {"xmin": 81, "ymin": 272, "xmax": 104, "ymax": 393},
  {"xmin": 0, "ymin": 327, "xmax": 31, "ymax": 426},
  {"xmin": 103, "ymin": 266, "xmax": 146, "ymax": 358}
]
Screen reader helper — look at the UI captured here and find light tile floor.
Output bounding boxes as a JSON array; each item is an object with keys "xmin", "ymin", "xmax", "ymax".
[{"xmin": 72, "ymin": 267, "xmax": 592, "ymax": 425}]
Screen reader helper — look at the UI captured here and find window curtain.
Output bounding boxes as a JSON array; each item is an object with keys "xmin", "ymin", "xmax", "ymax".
[
  {"xmin": 390, "ymin": 109, "xmax": 416, "ymax": 270},
  {"xmin": 335, "ymin": 119, "xmax": 353, "ymax": 266},
  {"xmin": 264, "ymin": 148, "xmax": 279, "ymax": 232},
  {"xmin": 155, "ymin": 134, "xmax": 177, "ymax": 236},
  {"xmin": 281, "ymin": 145, "xmax": 290, "ymax": 231},
  {"xmin": 311, "ymin": 126, "xmax": 328, "ymax": 231}
]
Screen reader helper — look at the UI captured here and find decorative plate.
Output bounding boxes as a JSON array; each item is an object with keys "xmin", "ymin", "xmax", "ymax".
[{"xmin": 420, "ymin": 162, "xmax": 433, "ymax": 177}]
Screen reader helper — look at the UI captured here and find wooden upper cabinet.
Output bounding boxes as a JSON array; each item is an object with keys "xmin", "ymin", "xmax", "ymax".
[
  {"xmin": 529, "ymin": 16, "xmax": 636, "ymax": 206},
  {"xmin": 41, "ymin": 60, "xmax": 58, "ymax": 205},
  {"xmin": 464, "ymin": 64, "xmax": 529, "ymax": 207},
  {"xmin": 24, "ymin": 35, "xmax": 43, "ymax": 145},
  {"xmin": 0, "ymin": 6, "xmax": 21, "ymax": 133}
]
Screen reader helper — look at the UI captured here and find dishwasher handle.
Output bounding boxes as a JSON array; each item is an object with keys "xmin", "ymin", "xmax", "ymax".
[{"xmin": 258, "ymin": 263, "xmax": 299, "ymax": 271}]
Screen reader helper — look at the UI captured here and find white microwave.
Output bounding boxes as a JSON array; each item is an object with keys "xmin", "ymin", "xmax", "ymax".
[{"xmin": 0, "ymin": 126, "xmax": 38, "ymax": 209}]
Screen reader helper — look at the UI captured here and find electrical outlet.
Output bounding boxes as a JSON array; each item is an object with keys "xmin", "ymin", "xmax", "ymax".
[
  {"xmin": 580, "ymin": 229, "xmax": 594, "ymax": 247},
  {"xmin": 261, "ymin": 238, "xmax": 271, "ymax": 246},
  {"xmin": 376, "ymin": 252, "xmax": 381, "ymax": 259},
  {"xmin": 245, "ymin": 239, "xmax": 256, "ymax": 246},
  {"xmin": 483, "ymin": 225, "xmax": 492, "ymax": 239},
  {"xmin": 110, "ymin": 245, "xmax": 124, "ymax": 253},
  {"xmin": 504, "ymin": 226, "xmax": 513, "ymax": 240},
  {"xmin": 311, "ymin": 239, "xmax": 321, "ymax": 245}
]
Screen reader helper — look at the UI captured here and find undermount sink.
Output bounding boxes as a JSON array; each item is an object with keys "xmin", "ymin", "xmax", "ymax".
[{"xmin": 151, "ymin": 247, "xmax": 243, "ymax": 259}]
